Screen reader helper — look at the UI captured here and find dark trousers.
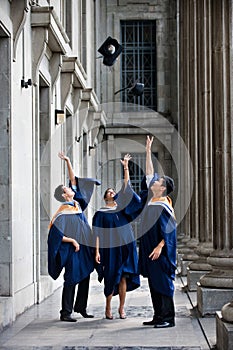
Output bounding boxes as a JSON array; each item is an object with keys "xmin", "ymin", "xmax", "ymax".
[
  {"xmin": 148, "ymin": 278, "xmax": 175, "ymax": 324},
  {"xmin": 60, "ymin": 275, "xmax": 90, "ymax": 316}
]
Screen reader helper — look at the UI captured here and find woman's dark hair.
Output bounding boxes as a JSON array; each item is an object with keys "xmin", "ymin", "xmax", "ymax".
[
  {"xmin": 103, "ymin": 187, "xmax": 115, "ymax": 199},
  {"xmin": 54, "ymin": 184, "xmax": 65, "ymax": 202}
]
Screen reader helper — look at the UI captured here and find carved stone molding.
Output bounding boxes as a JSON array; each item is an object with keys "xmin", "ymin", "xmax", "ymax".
[
  {"xmin": 61, "ymin": 56, "xmax": 87, "ymax": 114},
  {"xmin": 31, "ymin": 6, "xmax": 69, "ymax": 85},
  {"xmin": 31, "ymin": 27, "xmax": 48, "ymax": 85},
  {"xmin": 60, "ymin": 72, "xmax": 73, "ymax": 109},
  {"xmin": 62, "ymin": 57, "xmax": 87, "ymax": 88},
  {"xmin": 200, "ymin": 255, "xmax": 233, "ymax": 289},
  {"xmin": 11, "ymin": 0, "xmax": 30, "ymax": 61},
  {"xmin": 118, "ymin": 0, "xmax": 154, "ymax": 6},
  {"xmin": 50, "ymin": 53, "xmax": 62, "ymax": 95},
  {"xmin": 87, "ymin": 110, "xmax": 106, "ymax": 146},
  {"xmin": 60, "ymin": 57, "xmax": 101, "ymax": 136},
  {"xmin": 79, "ymin": 89, "xmax": 92, "ymax": 129}
]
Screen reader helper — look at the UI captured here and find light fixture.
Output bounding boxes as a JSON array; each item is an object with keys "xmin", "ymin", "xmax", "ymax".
[
  {"xmin": 89, "ymin": 145, "xmax": 95, "ymax": 156},
  {"xmin": 55, "ymin": 109, "xmax": 65, "ymax": 125},
  {"xmin": 75, "ymin": 135, "xmax": 82, "ymax": 143},
  {"xmin": 114, "ymin": 80, "xmax": 144, "ymax": 96},
  {"xmin": 21, "ymin": 78, "xmax": 32, "ymax": 88}
]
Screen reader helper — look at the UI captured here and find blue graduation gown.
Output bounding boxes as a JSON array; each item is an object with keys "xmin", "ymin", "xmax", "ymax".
[
  {"xmin": 48, "ymin": 205, "xmax": 95, "ymax": 286},
  {"xmin": 138, "ymin": 199, "xmax": 177, "ymax": 297},
  {"xmin": 92, "ymin": 183, "xmax": 141, "ymax": 297},
  {"xmin": 48, "ymin": 176, "xmax": 100, "ymax": 286}
]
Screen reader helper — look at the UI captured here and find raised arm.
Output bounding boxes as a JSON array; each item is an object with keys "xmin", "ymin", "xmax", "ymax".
[
  {"xmin": 120, "ymin": 153, "xmax": 132, "ymax": 187},
  {"xmin": 58, "ymin": 152, "xmax": 76, "ymax": 186},
  {"xmin": 146, "ymin": 135, "xmax": 154, "ymax": 176}
]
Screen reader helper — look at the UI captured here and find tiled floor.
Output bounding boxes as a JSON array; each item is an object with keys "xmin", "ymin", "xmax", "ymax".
[{"xmin": 0, "ymin": 273, "xmax": 216, "ymax": 350}]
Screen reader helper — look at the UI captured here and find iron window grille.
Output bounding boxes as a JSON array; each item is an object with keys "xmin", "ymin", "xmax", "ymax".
[{"xmin": 120, "ymin": 20, "xmax": 157, "ymax": 111}]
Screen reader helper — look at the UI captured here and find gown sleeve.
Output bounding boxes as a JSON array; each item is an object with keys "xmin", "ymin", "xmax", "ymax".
[
  {"xmin": 47, "ymin": 216, "xmax": 68, "ymax": 280},
  {"xmin": 70, "ymin": 176, "xmax": 101, "ymax": 211},
  {"xmin": 116, "ymin": 181, "xmax": 142, "ymax": 220},
  {"xmin": 139, "ymin": 174, "xmax": 160, "ymax": 206},
  {"xmin": 158, "ymin": 208, "xmax": 177, "ymax": 277},
  {"xmin": 92, "ymin": 211, "xmax": 105, "ymax": 282}
]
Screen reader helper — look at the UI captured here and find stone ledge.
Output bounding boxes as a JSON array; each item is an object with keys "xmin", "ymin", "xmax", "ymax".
[
  {"xmin": 197, "ymin": 284, "xmax": 233, "ymax": 316},
  {"xmin": 0, "ymin": 296, "xmax": 13, "ymax": 331},
  {"xmin": 216, "ymin": 311, "xmax": 233, "ymax": 350},
  {"xmin": 187, "ymin": 267, "xmax": 210, "ymax": 291}
]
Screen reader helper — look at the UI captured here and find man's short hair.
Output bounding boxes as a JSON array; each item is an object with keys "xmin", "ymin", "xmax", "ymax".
[
  {"xmin": 54, "ymin": 184, "xmax": 65, "ymax": 202},
  {"xmin": 161, "ymin": 176, "xmax": 175, "ymax": 195}
]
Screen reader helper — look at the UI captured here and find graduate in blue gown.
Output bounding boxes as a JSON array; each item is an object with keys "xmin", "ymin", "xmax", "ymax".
[
  {"xmin": 48, "ymin": 152, "xmax": 100, "ymax": 322},
  {"xmin": 138, "ymin": 136, "xmax": 177, "ymax": 328},
  {"xmin": 93, "ymin": 154, "xmax": 140, "ymax": 320}
]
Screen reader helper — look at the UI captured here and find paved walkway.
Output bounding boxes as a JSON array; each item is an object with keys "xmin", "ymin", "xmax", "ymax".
[{"xmin": 0, "ymin": 272, "xmax": 216, "ymax": 350}]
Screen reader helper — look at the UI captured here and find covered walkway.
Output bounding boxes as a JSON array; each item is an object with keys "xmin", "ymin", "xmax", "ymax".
[{"xmin": 0, "ymin": 272, "xmax": 216, "ymax": 350}]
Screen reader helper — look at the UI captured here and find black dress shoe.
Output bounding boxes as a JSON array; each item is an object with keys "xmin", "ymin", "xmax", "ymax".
[
  {"xmin": 60, "ymin": 315, "xmax": 77, "ymax": 322},
  {"xmin": 143, "ymin": 319, "xmax": 157, "ymax": 326},
  {"xmin": 77, "ymin": 310, "xmax": 94, "ymax": 318},
  {"xmin": 154, "ymin": 321, "xmax": 175, "ymax": 328}
]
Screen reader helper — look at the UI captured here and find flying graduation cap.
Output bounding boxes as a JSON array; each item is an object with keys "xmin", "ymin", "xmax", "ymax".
[
  {"xmin": 114, "ymin": 80, "xmax": 144, "ymax": 96},
  {"xmin": 98, "ymin": 36, "xmax": 123, "ymax": 67}
]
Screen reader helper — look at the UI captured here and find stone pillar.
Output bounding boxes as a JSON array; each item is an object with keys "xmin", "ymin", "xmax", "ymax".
[
  {"xmin": 216, "ymin": 301, "xmax": 233, "ymax": 350},
  {"xmin": 177, "ymin": 0, "xmax": 190, "ymax": 269},
  {"xmin": 0, "ymin": 35, "xmax": 11, "ymax": 298},
  {"xmin": 197, "ymin": 0, "xmax": 233, "ymax": 316},
  {"xmin": 187, "ymin": 0, "xmax": 213, "ymax": 291},
  {"xmin": 214, "ymin": 2, "xmax": 233, "ymax": 347},
  {"xmin": 178, "ymin": 0, "xmax": 199, "ymax": 276}
]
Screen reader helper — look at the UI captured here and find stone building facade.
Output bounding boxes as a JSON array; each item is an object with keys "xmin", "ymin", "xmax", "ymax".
[
  {"xmin": 1, "ymin": 1, "xmax": 232, "ymax": 347},
  {"xmin": 0, "ymin": 0, "xmax": 105, "ymax": 329},
  {"xmin": 0, "ymin": 0, "xmax": 178, "ymax": 330}
]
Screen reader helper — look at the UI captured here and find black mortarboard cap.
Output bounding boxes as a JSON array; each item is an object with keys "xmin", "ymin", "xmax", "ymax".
[
  {"xmin": 114, "ymin": 81, "xmax": 144, "ymax": 96},
  {"xmin": 98, "ymin": 36, "xmax": 123, "ymax": 67}
]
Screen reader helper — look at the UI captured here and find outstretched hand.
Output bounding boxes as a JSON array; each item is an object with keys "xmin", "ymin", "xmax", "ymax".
[
  {"xmin": 58, "ymin": 151, "xmax": 69, "ymax": 162},
  {"xmin": 146, "ymin": 135, "xmax": 154, "ymax": 152},
  {"xmin": 120, "ymin": 153, "xmax": 132, "ymax": 168}
]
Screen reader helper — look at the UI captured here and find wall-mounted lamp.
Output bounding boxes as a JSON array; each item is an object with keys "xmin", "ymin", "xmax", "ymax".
[
  {"xmin": 75, "ymin": 135, "xmax": 82, "ymax": 143},
  {"xmin": 89, "ymin": 145, "xmax": 95, "ymax": 156},
  {"xmin": 55, "ymin": 109, "xmax": 65, "ymax": 125},
  {"xmin": 21, "ymin": 78, "xmax": 32, "ymax": 88}
]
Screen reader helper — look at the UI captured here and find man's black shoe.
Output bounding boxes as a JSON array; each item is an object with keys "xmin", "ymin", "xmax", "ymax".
[
  {"xmin": 60, "ymin": 315, "xmax": 77, "ymax": 322},
  {"xmin": 154, "ymin": 321, "xmax": 175, "ymax": 328},
  {"xmin": 143, "ymin": 319, "xmax": 157, "ymax": 326},
  {"xmin": 76, "ymin": 310, "xmax": 94, "ymax": 318}
]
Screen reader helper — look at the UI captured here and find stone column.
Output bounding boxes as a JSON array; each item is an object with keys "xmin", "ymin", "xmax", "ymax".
[
  {"xmin": 177, "ymin": 0, "xmax": 191, "ymax": 262},
  {"xmin": 197, "ymin": 0, "xmax": 233, "ymax": 316},
  {"xmin": 0, "ymin": 35, "xmax": 11, "ymax": 298},
  {"xmin": 215, "ymin": 1, "xmax": 233, "ymax": 346},
  {"xmin": 178, "ymin": 0, "xmax": 199, "ymax": 276},
  {"xmin": 216, "ymin": 301, "xmax": 233, "ymax": 350},
  {"xmin": 187, "ymin": 0, "xmax": 213, "ymax": 291}
]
